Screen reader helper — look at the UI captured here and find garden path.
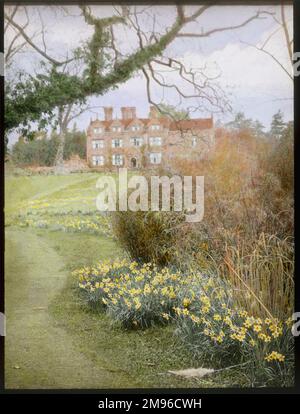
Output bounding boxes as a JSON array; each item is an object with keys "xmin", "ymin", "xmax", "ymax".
[{"xmin": 5, "ymin": 228, "xmax": 125, "ymax": 389}]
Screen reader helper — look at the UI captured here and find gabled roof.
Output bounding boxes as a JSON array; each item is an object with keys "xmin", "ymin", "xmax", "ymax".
[
  {"xmin": 169, "ymin": 118, "xmax": 213, "ymax": 131},
  {"xmin": 89, "ymin": 117, "xmax": 213, "ymax": 131}
]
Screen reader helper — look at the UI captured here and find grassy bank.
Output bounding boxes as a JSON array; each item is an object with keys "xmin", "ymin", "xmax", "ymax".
[
  {"xmin": 6, "ymin": 227, "xmax": 247, "ymax": 388},
  {"xmin": 5, "ymin": 173, "xmax": 247, "ymax": 388}
]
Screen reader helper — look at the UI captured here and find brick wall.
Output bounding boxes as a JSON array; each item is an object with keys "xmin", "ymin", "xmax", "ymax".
[{"xmin": 86, "ymin": 107, "xmax": 215, "ymax": 170}]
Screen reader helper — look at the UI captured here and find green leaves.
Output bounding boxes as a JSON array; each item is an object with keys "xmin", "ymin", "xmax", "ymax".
[
  {"xmin": 6, "ymin": 10, "xmax": 183, "ymax": 135},
  {"xmin": 5, "ymin": 68, "xmax": 87, "ymax": 136}
]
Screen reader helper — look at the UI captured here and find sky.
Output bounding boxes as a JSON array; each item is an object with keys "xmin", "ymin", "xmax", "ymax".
[{"xmin": 5, "ymin": 4, "xmax": 293, "ymax": 146}]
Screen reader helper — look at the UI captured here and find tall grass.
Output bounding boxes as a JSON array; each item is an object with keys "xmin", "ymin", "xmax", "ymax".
[{"xmin": 223, "ymin": 233, "xmax": 294, "ymax": 319}]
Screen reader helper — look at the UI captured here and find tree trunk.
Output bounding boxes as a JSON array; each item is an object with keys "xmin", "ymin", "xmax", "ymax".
[
  {"xmin": 54, "ymin": 130, "xmax": 66, "ymax": 174},
  {"xmin": 54, "ymin": 107, "xmax": 69, "ymax": 174}
]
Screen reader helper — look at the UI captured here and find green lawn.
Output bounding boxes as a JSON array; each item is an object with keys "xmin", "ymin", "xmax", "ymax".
[{"xmin": 5, "ymin": 172, "xmax": 245, "ymax": 388}]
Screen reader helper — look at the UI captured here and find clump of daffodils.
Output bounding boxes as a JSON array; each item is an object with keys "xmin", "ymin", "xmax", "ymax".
[
  {"xmin": 10, "ymin": 196, "xmax": 112, "ymax": 237},
  {"xmin": 265, "ymin": 351, "xmax": 285, "ymax": 362},
  {"xmin": 75, "ymin": 258, "xmax": 206, "ymax": 328},
  {"xmin": 75, "ymin": 259, "xmax": 292, "ymax": 373}
]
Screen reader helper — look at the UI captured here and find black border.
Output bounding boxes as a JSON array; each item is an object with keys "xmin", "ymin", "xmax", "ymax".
[
  {"xmin": 0, "ymin": 0, "xmax": 5, "ymax": 393},
  {"xmin": 1, "ymin": 0, "xmax": 299, "ymax": 402}
]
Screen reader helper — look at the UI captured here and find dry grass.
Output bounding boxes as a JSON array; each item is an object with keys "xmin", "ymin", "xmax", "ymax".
[{"xmin": 223, "ymin": 233, "xmax": 294, "ymax": 319}]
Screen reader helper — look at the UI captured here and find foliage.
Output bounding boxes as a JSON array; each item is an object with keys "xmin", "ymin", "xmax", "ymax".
[
  {"xmin": 5, "ymin": 67, "xmax": 87, "ymax": 135},
  {"xmin": 5, "ymin": 14, "xmax": 184, "ymax": 135},
  {"xmin": 57, "ymin": 129, "xmax": 87, "ymax": 161},
  {"xmin": 265, "ymin": 121, "xmax": 294, "ymax": 192},
  {"xmin": 158, "ymin": 104, "xmax": 190, "ymax": 121},
  {"xmin": 112, "ymin": 127, "xmax": 294, "ymax": 321},
  {"xmin": 225, "ymin": 112, "xmax": 266, "ymax": 138},
  {"xmin": 11, "ymin": 129, "xmax": 87, "ymax": 167},
  {"xmin": 270, "ymin": 110, "xmax": 286, "ymax": 140},
  {"xmin": 11, "ymin": 134, "xmax": 59, "ymax": 167},
  {"xmin": 112, "ymin": 210, "xmax": 185, "ymax": 266}
]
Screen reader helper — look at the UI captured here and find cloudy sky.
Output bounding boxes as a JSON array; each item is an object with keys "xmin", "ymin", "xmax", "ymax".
[{"xmin": 5, "ymin": 4, "xmax": 293, "ymax": 144}]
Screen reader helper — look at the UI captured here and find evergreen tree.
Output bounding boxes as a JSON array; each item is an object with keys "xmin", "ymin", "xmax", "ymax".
[
  {"xmin": 252, "ymin": 120, "xmax": 265, "ymax": 138},
  {"xmin": 270, "ymin": 110, "xmax": 286, "ymax": 140},
  {"xmin": 226, "ymin": 112, "xmax": 253, "ymax": 131}
]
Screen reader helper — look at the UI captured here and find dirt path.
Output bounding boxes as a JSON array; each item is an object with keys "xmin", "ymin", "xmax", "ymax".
[{"xmin": 5, "ymin": 228, "xmax": 128, "ymax": 389}]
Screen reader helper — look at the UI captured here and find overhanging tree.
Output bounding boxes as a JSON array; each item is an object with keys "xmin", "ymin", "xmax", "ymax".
[{"xmin": 5, "ymin": 4, "xmax": 274, "ymax": 154}]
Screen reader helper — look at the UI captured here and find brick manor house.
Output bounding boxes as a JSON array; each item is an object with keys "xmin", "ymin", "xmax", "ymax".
[{"xmin": 86, "ymin": 106, "xmax": 215, "ymax": 169}]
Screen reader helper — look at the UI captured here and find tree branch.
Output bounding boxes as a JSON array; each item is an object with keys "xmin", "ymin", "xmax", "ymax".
[
  {"xmin": 281, "ymin": 3, "xmax": 293, "ymax": 66},
  {"xmin": 177, "ymin": 11, "xmax": 273, "ymax": 38},
  {"xmin": 6, "ymin": 5, "xmax": 269, "ymax": 131},
  {"xmin": 4, "ymin": 11, "xmax": 74, "ymax": 66}
]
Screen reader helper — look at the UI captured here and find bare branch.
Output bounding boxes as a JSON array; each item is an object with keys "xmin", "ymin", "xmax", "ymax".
[
  {"xmin": 4, "ymin": 10, "xmax": 74, "ymax": 66},
  {"xmin": 4, "ymin": 5, "xmax": 18, "ymax": 33},
  {"xmin": 241, "ymin": 40, "xmax": 293, "ymax": 81},
  {"xmin": 281, "ymin": 3, "xmax": 293, "ymax": 66},
  {"xmin": 177, "ymin": 11, "xmax": 274, "ymax": 38},
  {"xmin": 239, "ymin": 6, "xmax": 293, "ymax": 82}
]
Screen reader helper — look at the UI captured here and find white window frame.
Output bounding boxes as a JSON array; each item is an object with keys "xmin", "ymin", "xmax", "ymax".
[
  {"xmin": 93, "ymin": 127, "xmax": 102, "ymax": 134},
  {"xmin": 131, "ymin": 125, "xmax": 140, "ymax": 132},
  {"xmin": 149, "ymin": 137, "xmax": 162, "ymax": 146},
  {"xmin": 130, "ymin": 137, "xmax": 143, "ymax": 147},
  {"xmin": 92, "ymin": 139, "xmax": 104, "ymax": 149},
  {"xmin": 112, "ymin": 126, "xmax": 122, "ymax": 132},
  {"xmin": 92, "ymin": 155, "xmax": 105, "ymax": 166},
  {"xmin": 149, "ymin": 152, "xmax": 162, "ymax": 164},
  {"xmin": 112, "ymin": 138, "xmax": 123, "ymax": 148},
  {"xmin": 150, "ymin": 124, "xmax": 160, "ymax": 131},
  {"xmin": 192, "ymin": 137, "xmax": 197, "ymax": 147},
  {"xmin": 112, "ymin": 154, "xmax": 123, "ymax": 166}
]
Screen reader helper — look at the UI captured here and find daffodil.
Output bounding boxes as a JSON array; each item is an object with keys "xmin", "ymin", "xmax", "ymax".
[{"xmin": 265, "ymin": 351, "xmax": 285, "ymax": 362}]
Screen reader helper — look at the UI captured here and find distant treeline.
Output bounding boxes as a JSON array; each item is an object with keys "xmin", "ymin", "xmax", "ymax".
[{"xmin": 12, "ymin": 129, "xmax": 86, "ymax": 167}]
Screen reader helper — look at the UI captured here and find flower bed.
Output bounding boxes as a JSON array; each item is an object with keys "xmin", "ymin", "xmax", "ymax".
[{"xmin": 75, "ymin": 258, "xmax": 294, "ymax": 386}]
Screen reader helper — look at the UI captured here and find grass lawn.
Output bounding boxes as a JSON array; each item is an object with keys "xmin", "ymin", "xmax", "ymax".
[{"xmin": 5, "ymin": 172, "xmax": 245, "ymax": 388}]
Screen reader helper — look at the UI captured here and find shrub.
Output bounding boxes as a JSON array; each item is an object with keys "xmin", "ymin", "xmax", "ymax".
[
  {"xmin": 112, "ymin": 210, "xmax": 186, "ymax": 267},
  {"xmin": 266, "ymin": 122, "xmax": 294, "ymax": 193},
  {"xmin": 12, "ymin": 129, "xmax": 87, "ymax": 167},
  {"xmin": 12, "ymin": 136, "xmax": 58, "ymax": 166}
]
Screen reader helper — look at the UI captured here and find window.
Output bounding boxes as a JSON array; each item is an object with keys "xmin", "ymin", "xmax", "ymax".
[
  {"xmin": 92, "ymin": 139, "xmax": 104, "ymax": 149},
  {"xmin": 149, "ymin": 137, "xmax": 162, "ymax": 146},
  {"xmin": 92, "ymin": 155, "xmax": 105, "ymax": 166},
  {"xmin": 112, "ymin": 126, "xmax": 122, "ymax": 132},
  {"xmin": 112, "ymin": 138, "xmax": 123, "ymax": 148},
  {"xmin": 150, "ymin": 124, "xmax": 160, "ymax": 131},
  {"xmin": 93, "ymin": 127, "xmax": 102, "ymax": 134},
  {"xmin": 192, "ymin": 137, "xmax": 197, "ymax": 147},
  {"xmin": 149, "ymin": 152, "xmax": 162, "ymax": 164},
  {"xmin": 112, "ymin": 154, "xmax": 123, "ymax": 166},
  {"xmin": 132, "ymin": 125, "xmax": 140, "ymax": 131},
  {"xmin": 130, "ymin": 137, "xmax": 143, "ymax": 147}
]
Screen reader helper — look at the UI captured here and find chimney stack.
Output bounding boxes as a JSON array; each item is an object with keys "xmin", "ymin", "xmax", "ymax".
[
  {"xmin": 121, "ymin": 107, "xmax": 136, "ymax": 120},
  {"xmin": 130, "ymin": 107, "xmax": 136, "ymax": 119},
  {"xmin": 149, "ymin": 106, "xmax": 159, "ymax": 119},
  {"xmin": 104, "ymin": 107, "xmax": 113, "ymax": 121}
]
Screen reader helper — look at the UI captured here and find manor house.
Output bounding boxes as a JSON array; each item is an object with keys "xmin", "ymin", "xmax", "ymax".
[{"xmin": 86, "ymin": 106, "xmax": 215, "ymax": 169}]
